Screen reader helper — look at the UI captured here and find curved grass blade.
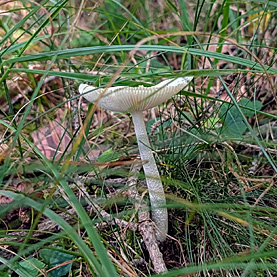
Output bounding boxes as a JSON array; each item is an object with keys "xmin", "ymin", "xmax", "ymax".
[
  {"xmin": 0, "ymin": 118, "xmax": 117, "ymax": 276},
  {"xmin": 3, "ymin": 45, "xmax": 277, "ymax": 74},
  {"xmin": 154, "ymin": 261, "xmax": 277, "ymax": 277},
  {"xmin": 9, "ymin": 67, "xmax": 267, "ymax": 81},
  {"xmin": 0, "ymin": 190, "xmax": 112, "ymax": 276}
]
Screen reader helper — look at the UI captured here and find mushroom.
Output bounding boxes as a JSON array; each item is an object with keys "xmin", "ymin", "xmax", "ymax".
[{"xmin": 79, "ymin": 76, "xmax": 193, "ymax": 242}]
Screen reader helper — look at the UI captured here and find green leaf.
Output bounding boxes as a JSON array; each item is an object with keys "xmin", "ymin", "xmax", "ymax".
[
  {"xmin": 97, "ymin": 148, "xmax": 121, "ymax": 163},
  {"xmin": 238, "ymin": 98, "xmax": 262, "ymax": 117},
  {"xmin": 18, "ymin": 258, "xmax": 45, "ymax": 277},
  {"xmin": 40, "ymin": 248, "xmax": 73, "ymax": 277},
  {"xmin": 219, "ymin": 98, "xmax": 262, "ymax": 138}
]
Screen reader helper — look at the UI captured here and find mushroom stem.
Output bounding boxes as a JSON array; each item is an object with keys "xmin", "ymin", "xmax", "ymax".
[{"xmin": 131, "ymin": 110, "xmax": 168, "ymax": 242}]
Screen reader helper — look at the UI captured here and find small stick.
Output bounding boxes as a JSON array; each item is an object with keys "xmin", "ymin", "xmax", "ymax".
[{"xmin": 127, "ymin": 162, "xmax": 167, "ymax": 273}]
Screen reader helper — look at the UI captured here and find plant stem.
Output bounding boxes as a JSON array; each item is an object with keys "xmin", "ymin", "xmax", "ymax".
[{"xmin": 131, "ymin": 110, "xmax": 168, "ymax": 242}]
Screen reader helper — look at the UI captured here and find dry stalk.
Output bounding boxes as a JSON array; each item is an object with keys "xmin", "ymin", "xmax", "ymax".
[{"xmin": 126, "ymin": 162, "xmax": 168, "ymax": 274}]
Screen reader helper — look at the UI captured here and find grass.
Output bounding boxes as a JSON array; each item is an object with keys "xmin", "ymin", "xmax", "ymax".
[{"xmin": 0, "ymin": 0, "xmax": 276, "ymax": 276}]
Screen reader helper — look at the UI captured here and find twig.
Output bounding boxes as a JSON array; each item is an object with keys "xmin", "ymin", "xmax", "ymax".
[
  {"xmin": 126, "ymin": 162, "xmax": 168, "ymax": 274},
  {"xmin": 232, "ymin": 141, "xmax": 277, "ymax": 155},
  {"xmin": 76, "ymin": 179, "xmax": 138, "ymax": 231},
  {"xmin": 253, "ymin": 180, "xmax": 275, "ymax": 206}
]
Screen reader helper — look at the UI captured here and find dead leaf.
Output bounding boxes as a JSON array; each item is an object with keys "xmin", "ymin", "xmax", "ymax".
[{"xmin": 0, "ymin": 143, "xmax": 9, "ymax": 163}]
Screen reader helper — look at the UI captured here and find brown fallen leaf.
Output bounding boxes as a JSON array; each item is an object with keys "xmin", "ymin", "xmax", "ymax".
[{"xmin": 0, "ymin": 143, "xmax": 9, "ymax": 163}]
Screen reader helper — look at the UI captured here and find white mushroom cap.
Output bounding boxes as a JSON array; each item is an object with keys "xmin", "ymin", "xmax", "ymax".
[{"xmin": 79, "ymin": 77, "xmax": 193, "ymax": 112}]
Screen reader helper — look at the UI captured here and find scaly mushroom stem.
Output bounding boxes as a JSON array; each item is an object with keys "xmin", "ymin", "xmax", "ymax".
[{"xmin": 131, "ymin": 110, "xmax": 168, "ymax": 242}]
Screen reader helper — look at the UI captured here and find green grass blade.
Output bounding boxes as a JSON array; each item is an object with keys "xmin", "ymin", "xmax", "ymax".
[
  {"xmin": 20, "ymin": 136, "xmax": 117, "ymax": 276},
  {"xmin": 9, "ymin": 67, "xmax": 268, "ymax": 81},
  {"xmin": 3, "ymin": 45, "xmax": 276, "ymax": 74},
  {"xmin": 0, "ymin": 190, "xmax": 106, "ymax": 275},
  {"xmin": 0, "ymin": 0, "xmax": 50, "ymax": 47}
]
